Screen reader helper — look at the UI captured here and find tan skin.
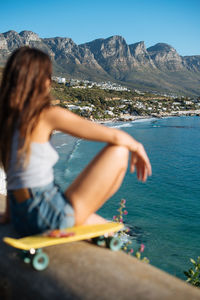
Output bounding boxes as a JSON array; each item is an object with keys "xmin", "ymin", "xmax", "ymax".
[{"xmin": 0, "ymin": 80, "xmax": 152, "ymax": 226}]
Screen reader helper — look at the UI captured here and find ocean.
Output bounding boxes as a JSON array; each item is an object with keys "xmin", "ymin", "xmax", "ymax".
[{"xmin": 51, "ymin": 116, "xmax": 200, "ymax": 280}]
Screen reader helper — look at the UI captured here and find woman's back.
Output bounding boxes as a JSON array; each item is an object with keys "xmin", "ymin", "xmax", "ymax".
[{"xmin": 7, "ymin": 129, "xmax": 59, "ymax": 190}]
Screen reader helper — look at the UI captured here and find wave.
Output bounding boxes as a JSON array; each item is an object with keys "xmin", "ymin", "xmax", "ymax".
[
  {"xmin": 108, "ymin": 118, "xmax": 158, "ymax": 129},
  {"xmin": 110, "ymin": 123, "xmax": 133, "ymax": 129},
  {"xmin": 65, "ymin": 138, "xmax": 82, "ymax": 164},
  {"xmin": 52, "ymin": 132, "xmax": 82, "ymax": 166},
  {"xmin": 132, "ymin": 117, "xmax": 157, "ymax": 123}
]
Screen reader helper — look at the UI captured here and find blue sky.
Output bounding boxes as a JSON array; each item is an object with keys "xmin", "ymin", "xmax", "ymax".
[{"xmin": 1, "ymin": 0, "xmax": 200, "ymax": 56}]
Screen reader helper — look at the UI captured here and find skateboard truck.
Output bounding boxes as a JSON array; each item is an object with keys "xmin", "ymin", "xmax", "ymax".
[{"xmin": 19, "ymin": 248, "xmax": 49, "ymax": 271}]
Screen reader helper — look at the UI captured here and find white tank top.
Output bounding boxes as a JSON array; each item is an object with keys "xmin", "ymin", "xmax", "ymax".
[{"xmin": 6, "ymin": 131, "xmax": 59, "ymax": 190}]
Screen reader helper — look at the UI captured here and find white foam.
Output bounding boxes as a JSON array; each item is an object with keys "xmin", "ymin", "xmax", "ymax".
[
  {"xmin": 110, "ymin": 123, "xmax": 133, "ymax": 129},
  {"xmin": 108, "ymin": 118, "xmax": 158, "ymax": 129},
  {"xmin": 131, "ymin": 117, "xmax": 157, "ymax": 123}
]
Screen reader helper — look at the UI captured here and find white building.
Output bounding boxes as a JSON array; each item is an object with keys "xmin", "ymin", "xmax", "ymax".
[
  {"xmin": 105, "ymin": 110, "xmax": 114, "ymax": 116},
  {"xmin": 52, "ymin": 76, "xmax": 66, "ymax": 84},
  {"xmin": 185, "ymin": 101, "xmax": 193, "ymax": 105},
  {"xmin": 58, "ymin": 77, "xmax": 66, "ymax": 84},
  {"xmin": 67, "ymin": 105, "xmax": 80, "ymax": 110}
]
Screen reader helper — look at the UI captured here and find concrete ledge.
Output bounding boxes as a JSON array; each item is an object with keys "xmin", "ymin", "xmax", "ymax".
[{"xmin": 1, "ymin": 225, "xmax": 200, "ymax": 300}]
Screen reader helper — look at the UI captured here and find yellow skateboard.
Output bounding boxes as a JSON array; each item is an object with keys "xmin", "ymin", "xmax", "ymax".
[{"xmin": 3, "ymin": 222, "xmax": 124, "ymax": 271}]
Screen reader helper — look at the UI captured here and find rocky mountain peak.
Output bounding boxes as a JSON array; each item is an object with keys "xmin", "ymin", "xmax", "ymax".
[
  {"xmin": 43, "ymin": 37, "xmax": 78, "ymax": 59},
  {"xmin": 86, "ymin": 35, "xmax": 130, "ymax": 59},
  {"xmin": 82, "ymin": 35, "xmax": 133, "ymax": 79},
  {"xmin": 147, "ymin": 43, "xmax": 176, "ymax": 54},
  {"xmin": 182, "ymin": 55, "xmax": 200, "ymax": 72},
  {"xmin": 129, "ymin": 41, "xmax": 155, "ymax": 68},
  {"xmin": 129, "ymin": 41, "xmax": 146, "ymax": 56},
  {"xmin": 106, "ymin": 35, "xmax": 126, "ymax": 42},
  {"xmin": 3, "ymin": 30, "xmax": 19, "ymax": 38},
  {"xmin": 44, "ymin": 37, "xmax": 76, "ymax": 51},
  {"xmin": 19, "ymin": 31, "xmax": 41, "ymax": 42},
  {"xmin": 2, "ymin": 31, "xmax": 23, "ymax": 51},
  {"xmin": 147, "ymin": 43, "xmax": 183, "ymax": 70},
  {"xmin": 103, "ymin": 35, "xmax": 128, "ymax": 51},
  {"xmin": 2, "ymin": 30, "xmax": 41, "ymax": 51},
  {"xmin": 0, "ymin": 34, "xmax": 8, "ymax": 50},
  {"xmin": 43, "ymin": 36, "xmax": 103, "ymax": 72}
]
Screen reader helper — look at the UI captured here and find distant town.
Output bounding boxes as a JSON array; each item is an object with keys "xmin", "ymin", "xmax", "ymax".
[
  {"xmin": 52, "ymin": 76, "xmax": 130, "ymax": 92},
  {"xmin": 52, "ymin": 76, "xmax": 200, "ymax": 121}
]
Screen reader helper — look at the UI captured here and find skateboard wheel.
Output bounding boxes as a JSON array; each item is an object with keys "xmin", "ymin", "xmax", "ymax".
[
  {"xmin": 31, "ymin": 251, "xmax": 49, "ymax": 271},
  {"xmin": 92, "ymin": 236, "xmax": 105, "ymax": 246},
  {"xmin": 106, "ymin": 236, "xmax": 122, "ymax": 251},
  {"xmin": 19, "ymin": 250, "xmax": 31, "ymax": 264}
]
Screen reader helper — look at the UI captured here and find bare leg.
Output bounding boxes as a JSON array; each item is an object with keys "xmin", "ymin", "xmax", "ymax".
[{"xmin": 65, "ymin": 144, "xmax": 129, "ymax": 225}]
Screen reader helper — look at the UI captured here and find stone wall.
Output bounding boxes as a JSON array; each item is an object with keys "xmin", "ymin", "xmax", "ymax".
[
  {"xmin": 1, "ymin": 196, "xmax": 200, "ymax": 300},
  {"xmin": 0, "ymin": 222, "xmax": 200, "ymax": 299}
]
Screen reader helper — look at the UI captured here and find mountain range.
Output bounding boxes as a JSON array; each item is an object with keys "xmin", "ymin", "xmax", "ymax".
[{"xmin": 0, "ymin": 30, "xmax": 200, "ymax": 96}]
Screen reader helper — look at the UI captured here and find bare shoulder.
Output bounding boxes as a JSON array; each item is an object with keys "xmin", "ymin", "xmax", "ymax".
[
  {"xmin": 43, "ymin": 105, "xmax": 80, "ymax": 133},
  {"xmin": 31, "ymin": 107, "xmax": 67, "ymax": 142},
  {"xmin": 44, "ymin": 106, "xmax": 69, "ymax": 124},
  {"xmin": 44, "ymin": 106, "xmax": 66, "ymax": 118}
]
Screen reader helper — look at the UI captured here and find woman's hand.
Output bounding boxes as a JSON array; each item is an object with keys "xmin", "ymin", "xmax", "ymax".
[
  {"xmin": 114, "ymin": 129, "xmax": 152, "ymax": 182},
  {"xmin": 130, "ymin": 143, "xmax": 152, "ymax": 182}
]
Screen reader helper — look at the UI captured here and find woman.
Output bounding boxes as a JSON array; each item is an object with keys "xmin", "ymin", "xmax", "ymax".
[{"xmin": 0, "ymin": 47, "xmax": 151, "ymax": 235}]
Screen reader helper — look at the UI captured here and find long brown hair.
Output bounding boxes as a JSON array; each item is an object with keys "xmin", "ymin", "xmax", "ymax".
[{"xmin": 0, "ymin": 46, "xmax": 52, "ymax": 170}]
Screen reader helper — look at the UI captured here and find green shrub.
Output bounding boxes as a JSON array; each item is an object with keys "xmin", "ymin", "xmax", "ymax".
[{"xmin": 184, "ymin": 257, "xmax": 200, "ymax": 287}]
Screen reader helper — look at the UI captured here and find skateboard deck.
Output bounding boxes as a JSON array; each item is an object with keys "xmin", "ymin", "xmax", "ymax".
[{"xmin": 3, "ymin": 222, "xmax": 124, "ymax": 271}]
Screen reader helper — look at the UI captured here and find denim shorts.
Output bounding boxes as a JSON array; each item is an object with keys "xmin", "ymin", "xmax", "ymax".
[{"xmin": 8, "ymin": 182, "xmax": 75, "ymax": 237}]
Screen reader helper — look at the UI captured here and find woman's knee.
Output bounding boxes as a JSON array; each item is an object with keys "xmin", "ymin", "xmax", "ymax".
[{"xmin": 106, "ymin": 144, "xmax": 129, "ymax": 168}]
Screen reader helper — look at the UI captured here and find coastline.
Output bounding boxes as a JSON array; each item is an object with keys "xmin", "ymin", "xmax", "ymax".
[{"xmin": 93, "ymin": 109, "xmax": 200, "ymax": 124}]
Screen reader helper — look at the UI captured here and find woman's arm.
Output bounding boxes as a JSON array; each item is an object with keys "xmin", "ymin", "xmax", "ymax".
[
  {"xmin": 46, "ymin": 106, "xmax": 135, "ymax": 147},
  {"xmin": 46, "ymin": 106, "xmax": 152, "ymax": 181},
  {"xmin": 46, "ymin": 106, "xmax": 123, "ymax": 144}
]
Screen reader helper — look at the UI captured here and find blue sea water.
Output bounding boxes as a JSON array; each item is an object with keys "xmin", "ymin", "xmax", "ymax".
[{"xmin": 51, "ymin": 116, "xmax": 200, "ymax": 280}]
